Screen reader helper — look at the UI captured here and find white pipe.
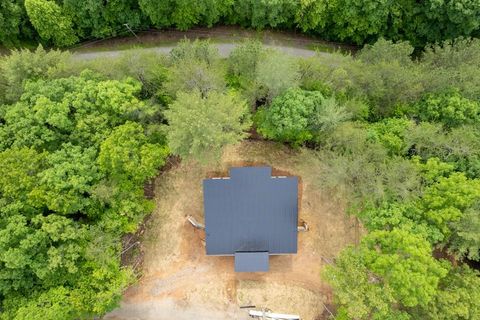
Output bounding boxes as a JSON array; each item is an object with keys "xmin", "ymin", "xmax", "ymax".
[{"xmin": 186, "ymin": 215, "xmax": 205, "ymax": 230}]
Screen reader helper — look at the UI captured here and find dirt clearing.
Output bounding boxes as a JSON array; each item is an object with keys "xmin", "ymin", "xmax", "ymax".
[{"xmin": 105, "ymin": 141, "xmax": 359, "ymax": 320}]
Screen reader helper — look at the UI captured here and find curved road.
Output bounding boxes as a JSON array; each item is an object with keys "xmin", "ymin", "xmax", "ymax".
[
  {"xmin": 71, "ymin": 27, "xmax": 353, "ymax": 60},
  {"xmin": 74, "ymin": 42, "xmax": 321, "ymax": 60}
]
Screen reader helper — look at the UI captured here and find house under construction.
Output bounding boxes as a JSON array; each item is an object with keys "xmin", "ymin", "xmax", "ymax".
[{"xmin": 203, "ymin": 167, "xmax": 298, "ymax": 272}]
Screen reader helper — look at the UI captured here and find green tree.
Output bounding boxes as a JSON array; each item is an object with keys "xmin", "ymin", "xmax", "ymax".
[
  {"xmin": 98, "ymin": 122, "xmax": 169, "ymax": 184},
  {"xmin": 359, "ymin": 160, "xmax": 480, "ymax": 246},
  {"xmin": 256, "ymin": 50, "xmax": 300, "ymax": 101},
  {"xmin": 405, "ymin": 123, "xmax": 480, "ymax": 178},
  {"xmin": 324, "ymin": 228, "xmax": 449, "ymax": 319},
  {"xmin": 412, "ymin": 156, "xmax": 455, "ymax": 186},
  {"xmin": 164, "ymin": 59, "xmax": 226, "ymax": 98},
  {"xmin": 29, "ymin": 144, "xmax": 103, "ymax": 216},
  {"xmin": 92, "ymin": 179, "xmax": 155, "ymax": 233},
  {"xmin": 309, "ymin": 128, "xmax": 420, "ymax": 209},
  {"xmin": 0, "ymin": 233, "xmax": 133, "ymax": 320},
  {"xmin": 0, "ymin": 1, "xmax": 23, "ymax": 46},
  {"xmin": 139, "ymin": 0, "xmax": 230, "ymax": 30},
  {"xmin": 256, "ymin": 88, "xmax": 350, "ymax": 146},
  {"xmin": 228, "ymin": 39, "xmax": 266, "ymax": 82},
  {"xmin": 0, "ymin": 71, "xmax": 150, "ymax": 151},
  {"xmin": 0, "ymin": 214, "xmax": 88, "ymax": 296},
  {"xmin": 164, "ymin": 40, "xmax": 225, "ymax": 98},
  {"xmin": 367, "ymin": 118, "xmax": 413, "ymax": 156},
  {"xmin": 295, "ymin": 0, "xmax": 328, "ymax": 33},
  {"xmin": 358, "ymin": 202, "xmax": 441, "ymax": 242},
  {"xmin": 414, "ymin": 91, "xmax": 480, "ymax": 127},
  {"xmin": 0, "ymin": 148, "xmax": 45, "ymax": 216},
  {"xmin": 311, "ymin": 96, "xmax": 351, "ymax": 140},
  {"xmin": 357, "ymin": 38, "xmax": 415, "ymax": 66},
  {"xmin": 169, "ymin": 39, "xmax": 220, "ymax": 66},
  {"xmin": 0, "ymin": 68, "xmax": 162, "ymax": 318},
  {"xmin": 0, "ymin": 45, "xmax": 70, "ymax": 103},
  {"xmin": 62, "ymin": 0, "xmax": 146, "ymax": 40},
  {"xmin": 256, "ymin": 88, "xmax": 322, "ymax": 145},
  {"xmin": 24, "ymin": 0, "xmax": 78, "ymax": 46},
  {"xmin": 315, "ymin": 39, "xmax": 424, "ymax": 117},
  {"xmin": 323, "ymin": 0, "xmax": 392, "ymax": 44},
  {"xmin": 164, "ymin": 90, "xmax": 251, "ymax": 163},
  {"xmin": 226, "ymin": 0, "xmax": 298, "ymax": 29},
  {"xmin": 413, "ymin": 266, "xmax": 480, "ymax": 320},
  {"xmin": 417, "ymin": 1, "xmax": 480, "ymax": 45},
  {"xmin": 419, "ymin": 172, "xmax": 480, "ymax": 239},
  {"xmin": 420, "ymin": 38, "xmax": 480, "ymax": 102},
  {"xmin": 449, "ymin": 208, "xmax": 480, "ymax": 261}
]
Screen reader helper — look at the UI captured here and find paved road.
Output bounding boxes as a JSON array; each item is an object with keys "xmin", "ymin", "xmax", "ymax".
[{"xmin": 73, "ymin": 42, "xmax": 321, "ymax": 60}]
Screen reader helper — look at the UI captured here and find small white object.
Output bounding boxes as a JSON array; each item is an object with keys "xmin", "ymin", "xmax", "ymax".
[{"xmin": 249, "ymin": 309, "xmax": 300, "ymax": 320}]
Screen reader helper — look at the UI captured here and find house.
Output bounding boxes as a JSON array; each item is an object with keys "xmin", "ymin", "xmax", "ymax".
[{"xmin": 203, "ymin": 167, "xmax": 298, "ymax": 272}]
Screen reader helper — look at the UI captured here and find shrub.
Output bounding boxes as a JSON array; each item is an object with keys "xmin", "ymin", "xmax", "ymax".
[
  {"xmin": 256, "ymin": 88, "xmax": 350, "ymax": 146},
  {"xmin": 414, "ymin": 90, "xmax": 480, "ymax": 127}
]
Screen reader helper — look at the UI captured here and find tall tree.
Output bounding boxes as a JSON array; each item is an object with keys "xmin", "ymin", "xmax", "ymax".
[
  {"xmin": 0, "ymin": 45, "xmax": 70, "ymax": 104},
  {"xmin": 24, "ymin": 0, "xmax": 78, "ymax": 46},
  {"xmin": 449, "ymin": 207, "xmax": 480, "ymax": 261},
  {"xmin": 62, "ymin": 0, "xmax": 146, "ymax": 39},
  {"xmin": 413, "ymin": 266, "xmax": 480, "ymax": 320},
  {"xmin": 0, "ymin": 1, "xmax": 23, "ymax": 46},
  {"xmin": 29, "ymin": 143, "xmax": 103, "ymax": 216},
  {"xmin": 138, "ymin": 0, "xmax": 230, "ymax": 30},
  {"xmin": 324, "ymin": 228, "xmax": 449, "ymax": 319},
  {"xmin": 98, "ymin": 122, "xmax": 169, "ymax": 184},
  {"xmin": 164, "ymin": 90, "xmax": 251, "ymax": 163},
  {"xmin": 256, "ymin": 51, "xmax": 300, "ymax": 101}
]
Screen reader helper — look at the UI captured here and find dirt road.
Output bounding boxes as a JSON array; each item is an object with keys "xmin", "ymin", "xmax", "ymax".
[
  {"xmin": 73, "ymin": 42, "xmax": 320, "ymax": 60},
  {"xmin": 71, "ymin": 26, "xmax": 355, "ymax": 60}
]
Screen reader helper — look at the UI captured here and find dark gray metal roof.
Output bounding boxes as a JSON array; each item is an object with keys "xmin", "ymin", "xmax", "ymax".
[
  {"xmin": 235, "ymin": 251, "xmax": 269, "ymax": 272},
  {"xmin": 203, "ymin": 167, "xmax": 298, "ymax": 255}
]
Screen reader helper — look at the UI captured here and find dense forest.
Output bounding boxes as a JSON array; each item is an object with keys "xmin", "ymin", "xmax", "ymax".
[
  {"xmin": 1, "ymin": 36, "xmax": 479, "ymax": 319},
  {"xmin": 1, "ymin": 0, "xmax": 480, "ymax": 47}
]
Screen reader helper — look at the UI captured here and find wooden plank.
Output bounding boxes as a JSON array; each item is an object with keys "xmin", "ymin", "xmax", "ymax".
[{"xmin": 249, "ymin": 309, "xmax": 300, "ymax": 320}]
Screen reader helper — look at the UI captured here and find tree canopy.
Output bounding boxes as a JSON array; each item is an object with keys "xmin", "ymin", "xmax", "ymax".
[
  {"xmin": 164, "ymin": 90, "xmax": 251, "ymax": 164},
  {"xmin": 1, "ymin": 0, "xmax": 480, "ymax": 47},
  {"xmin": 0, "ymin": 66, "xmax": 168, "ymax": 318},
  {"xmin": 324, "ymin": 228, "xmax": 449, "ymax": 319}
]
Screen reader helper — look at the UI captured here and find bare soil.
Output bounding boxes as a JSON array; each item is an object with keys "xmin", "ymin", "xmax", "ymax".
[{"xmin": 105, "ymin": 141, "xmax": 360, "ymax": 320}]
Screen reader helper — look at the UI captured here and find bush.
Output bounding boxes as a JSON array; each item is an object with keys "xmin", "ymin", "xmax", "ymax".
[
  {"xmin": 414, "ymin": 90, "xmax": 480, "ymax": 127},
  {"xmin": 256, "ymin": 88, "xmax": 351, "ymax": 146},
  {"xmin": 420, "ymin": 38, "xmax": 480, "ymax": 101},
  {"xmin": 367, "ymin": 118, "xmax": 413, "ymax": 156}
]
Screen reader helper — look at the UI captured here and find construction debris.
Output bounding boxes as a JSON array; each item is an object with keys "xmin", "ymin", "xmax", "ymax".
[
  {"xmin": 249, "ymin": 309, "xmax": 300, "ymax": 320},
  {"xmin": 297, "ymin": 221, "xmax": 309, "ymax": 232}
]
